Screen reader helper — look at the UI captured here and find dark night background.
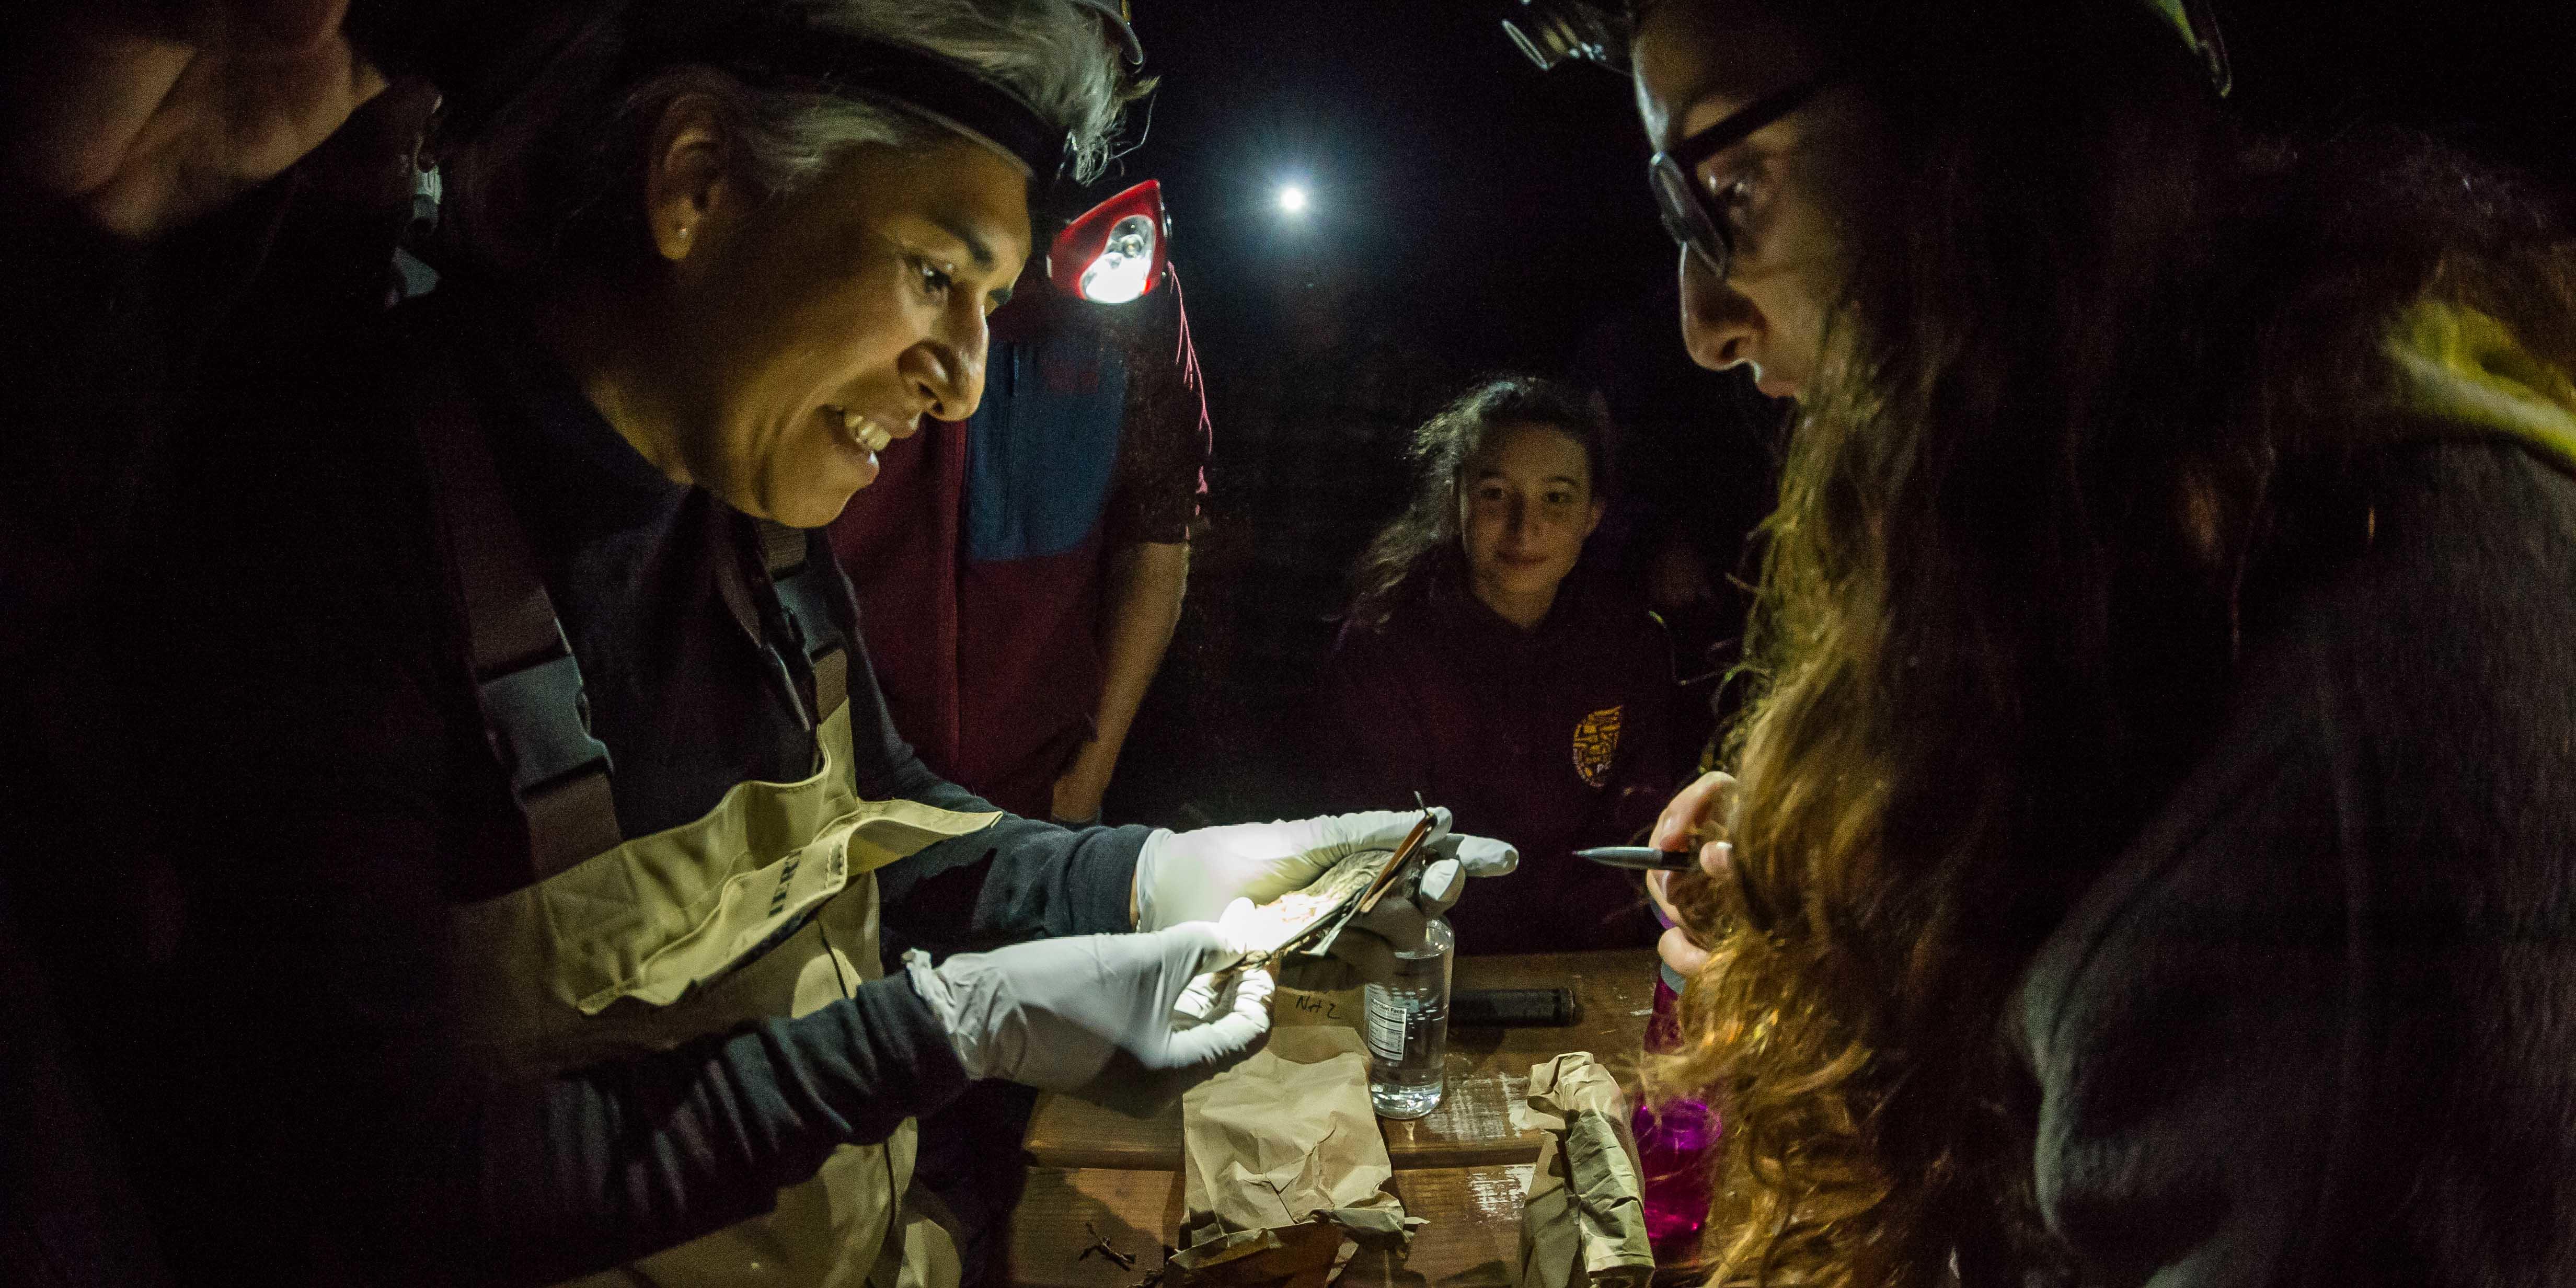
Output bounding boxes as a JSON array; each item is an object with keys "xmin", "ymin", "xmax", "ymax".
[
  {"xmin": 1118, "ymin": 1, "xmax": 2576, "ymax": 375},
  {"xmin": 1093, "ymin": 0, "xmax": 2576, "ymax": 827}
]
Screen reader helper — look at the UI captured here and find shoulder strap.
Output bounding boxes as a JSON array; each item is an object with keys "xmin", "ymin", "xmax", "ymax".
[
  {"xmin": 408, "ymin": 330, "xmax": 622, "ymax": 881},
  {"xmin": 708, "ymin": 515, "xmax": 851, "ymax": 755},
  {"xmin": 756, "ymin": 520, "xmax": 851, "ymax": 722}
]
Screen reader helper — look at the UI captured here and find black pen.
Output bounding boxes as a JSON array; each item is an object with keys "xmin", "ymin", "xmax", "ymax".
[{"xmin": 1573, "ymin": 845, "xmax": 1701, "ymax": 872}]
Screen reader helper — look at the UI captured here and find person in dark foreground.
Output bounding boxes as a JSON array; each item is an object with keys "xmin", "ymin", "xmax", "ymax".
[
  {"xmin": 1324, "ymin": 376, "xmax": 1685, "ymax": 954},
  {"xmin": 119, "ymin": 1, "xmax": 1516, "ymax": 1284},
  {"xmin": 1516, "ymin": 0, "xmax": 2576, "ymax": 1283},
  {"xmin": 3, "ymin": 4, "xmax": 437, "ymax": 1283}
]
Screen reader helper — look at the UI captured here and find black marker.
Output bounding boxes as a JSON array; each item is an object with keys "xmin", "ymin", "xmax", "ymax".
[{"xmin": 1573, "ymin": 845, "xmax": 1700, "ymax": 872}]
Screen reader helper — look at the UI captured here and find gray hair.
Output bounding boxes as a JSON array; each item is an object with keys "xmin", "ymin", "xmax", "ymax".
[
  {"xmin": 630, "ymin": 0, "xmax": 1137, "ymax": 194},
  {"xmin": 436, "ymin": 0, "xmax": 1141, "ymax": 279}
]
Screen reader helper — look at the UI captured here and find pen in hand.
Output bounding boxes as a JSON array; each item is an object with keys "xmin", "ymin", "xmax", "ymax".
[{"xmin": 1573, "ymin": 846, "xmax": 1700, "ymax": 872}]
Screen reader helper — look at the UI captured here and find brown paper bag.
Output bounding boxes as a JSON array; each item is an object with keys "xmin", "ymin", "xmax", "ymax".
[
  {"xmin": 1177, "ymin": 1027, "xmax": 1411, "ymax": 1281},
  {"xmin": 1161, "ymin": 1223, "xmax": 1347, "ymax": 1288},
  {"xmin": 1511, "ymin": 1053, "xmax": 1654, "ymax": 1288}
]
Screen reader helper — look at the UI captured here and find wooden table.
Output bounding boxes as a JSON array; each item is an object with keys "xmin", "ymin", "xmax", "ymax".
[{"xmin": 1009, "ymin": 950, "xmax": 1661, "ymax": 1286}]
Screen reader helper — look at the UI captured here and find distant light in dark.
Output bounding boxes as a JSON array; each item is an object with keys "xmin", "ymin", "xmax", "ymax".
[{"xmin": 1276, "ymin": 183, "xmax": 1310, "ymax": 215}]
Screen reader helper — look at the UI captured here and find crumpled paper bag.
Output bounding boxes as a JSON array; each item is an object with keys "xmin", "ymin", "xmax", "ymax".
[
  {"xmin": 1158, "ymin": 1209, "xmax": 1422, "ymax": 1288},
  {"xmin": 1511, "ymin": 1052, "xmax": 1654, "ymax": 1288},
  {"xmin": 1162, "ymin": 1223, "xmax": 1344, "ymax": 1288},
  {"xmin": 1176, "ymin": 1026, "xmax": 1416, "ymax": 1282}
]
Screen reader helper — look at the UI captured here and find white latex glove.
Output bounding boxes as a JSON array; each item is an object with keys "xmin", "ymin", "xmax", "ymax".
[
  {"xmin": 903, "ymin": 912, "xmax": 1274, "ymax": 1118},
  {"xmin": 1133, "ymin": 808, "xmax": 1519, "ymax": 988}
]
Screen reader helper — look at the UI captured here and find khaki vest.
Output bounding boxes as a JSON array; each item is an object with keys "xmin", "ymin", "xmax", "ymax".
[{"xmin": 451, "ymin": 700, "xmax": 997, "ymax": 1286}]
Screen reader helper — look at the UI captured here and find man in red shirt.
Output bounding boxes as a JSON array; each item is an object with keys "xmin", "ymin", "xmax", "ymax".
[{"xmin": 829, "ymin": 263, "xmax": 1205, "ymax": 825}]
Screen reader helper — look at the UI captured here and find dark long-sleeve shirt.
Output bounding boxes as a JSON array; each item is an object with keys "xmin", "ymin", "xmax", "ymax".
[
  {"xmin": 139, "ymin": 286, "xmax": 1144, "ymax": 1284},
  {"xmin": 2016, "ymin": 440, "xmax": 2576, "ymax": 1286},
  {"xmin": 1320, "ymin": 566, "xmax": 1683, "ymax": 953}
]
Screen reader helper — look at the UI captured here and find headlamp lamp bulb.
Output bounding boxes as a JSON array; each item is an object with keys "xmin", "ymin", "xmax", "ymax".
[
  {"xmin": 1077, "ymin": 214, "xmax": 1158, "ymax": 304},
  {"xmin": 1501, "ymin": 0, "xmax": 1628, "ymax": 72},
  {"xmin": 1049, "ymin": 179, "xmax": 1170, "ymax": 305}
]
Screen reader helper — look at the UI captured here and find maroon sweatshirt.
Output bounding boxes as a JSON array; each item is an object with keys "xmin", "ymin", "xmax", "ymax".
[{"xmin": 1319, "ymin": 564, "xmax": 1685, "ymax": 954}]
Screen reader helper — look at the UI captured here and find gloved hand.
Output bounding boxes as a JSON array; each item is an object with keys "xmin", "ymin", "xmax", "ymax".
[
  {"xmin": 903, "ymin": 915, "xmax": 1274, "ymax": 1118},
  {"xmin": 1133, "ymin": 808, "xmax": 1519, "ymax": 989}
]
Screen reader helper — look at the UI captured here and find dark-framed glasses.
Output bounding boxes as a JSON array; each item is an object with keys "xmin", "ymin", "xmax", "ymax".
[{"xmin": 1649, "ymin": 71, "xmax": 1842, "ymax": 282}]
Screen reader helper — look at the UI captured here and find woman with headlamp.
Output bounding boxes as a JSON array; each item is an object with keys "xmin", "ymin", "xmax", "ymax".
[
  {"xmin": 139, "ymin": 2, "xmax": 1512, "ymax": 1284},
  {"xmin": 1508, "ymin": 0, "xmax": 2576, "ymax": 1283}
]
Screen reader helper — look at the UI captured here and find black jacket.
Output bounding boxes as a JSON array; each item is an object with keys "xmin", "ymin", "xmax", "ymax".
[{"xmin": 2018, "ymin": 440, "xmax": 2576, "ymax": 1285}]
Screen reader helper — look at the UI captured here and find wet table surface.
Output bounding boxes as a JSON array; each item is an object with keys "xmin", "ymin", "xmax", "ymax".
[{"xmin": 1010, "ymin": 949, "xmax": 1662, "ymax": 1286}]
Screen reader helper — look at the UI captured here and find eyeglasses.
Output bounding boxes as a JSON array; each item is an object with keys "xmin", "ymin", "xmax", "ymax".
[{"xmin": 1648, "ymin": 72, "xmax": 1842, "ymax": 283}]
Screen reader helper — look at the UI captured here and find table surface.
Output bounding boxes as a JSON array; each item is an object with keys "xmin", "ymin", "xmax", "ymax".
[{"xmin": 1010, "ymin": 949, "xmax": 1662, "ymax": 1287}]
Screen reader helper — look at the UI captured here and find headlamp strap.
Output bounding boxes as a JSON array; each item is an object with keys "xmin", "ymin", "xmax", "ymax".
[{"xmin": 653, "ymin": 16, "xmax": 1073, "ymax": 180}]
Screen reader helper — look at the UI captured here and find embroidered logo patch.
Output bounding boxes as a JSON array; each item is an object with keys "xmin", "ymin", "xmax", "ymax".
[{"xmin": 1572, "ymin": 705, "xmax": 1624, "ymax": 787}]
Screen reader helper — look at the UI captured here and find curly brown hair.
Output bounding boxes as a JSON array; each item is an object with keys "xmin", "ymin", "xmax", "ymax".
[{"xmin": 1637, "ymin": 2, "xmax": 2576, "ymax": 1284}]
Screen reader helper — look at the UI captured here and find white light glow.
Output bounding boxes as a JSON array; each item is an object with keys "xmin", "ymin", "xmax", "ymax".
[
  {"xmin": 1077, "ymin": 214, "xmax": 1157, "ymax": 303},
  {"xmin": 1276, "ymin": 184, "xmax": 1310, "ymax": 215}
]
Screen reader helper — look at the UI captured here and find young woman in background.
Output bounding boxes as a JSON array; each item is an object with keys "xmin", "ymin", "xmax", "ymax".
[{"xmin": 1326, "ymin": 376, "xmax": 1686, "ymax": 954}]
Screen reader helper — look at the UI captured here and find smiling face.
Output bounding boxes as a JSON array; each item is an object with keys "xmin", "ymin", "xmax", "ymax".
[
  {"xmin": 632, "ymin": 111, "xmax": 1031, "ymax": 527},
  {"xmin": 1457, "ymin": 421, "xmax": 1604, "ymax": 623},
  {"xmin": 1632, "ymin": 0, "xmax": 1879, "ymax": 401}
]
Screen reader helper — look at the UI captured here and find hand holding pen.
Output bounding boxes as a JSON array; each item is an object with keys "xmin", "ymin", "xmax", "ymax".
[{"xmin": 1635, "ymin": 771, "xmax": 1738, "ymax": 978}]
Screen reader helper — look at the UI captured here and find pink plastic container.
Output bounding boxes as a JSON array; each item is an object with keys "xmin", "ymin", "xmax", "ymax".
[{"xmin": 1635, "ymin": 968, "xmax": 1718, "ymax": 1264}]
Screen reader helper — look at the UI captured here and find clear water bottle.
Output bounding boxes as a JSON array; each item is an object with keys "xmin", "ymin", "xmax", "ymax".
[{"xmin": 1363, "ymin": 916, "xmax": 1453, "ymax": 1118}]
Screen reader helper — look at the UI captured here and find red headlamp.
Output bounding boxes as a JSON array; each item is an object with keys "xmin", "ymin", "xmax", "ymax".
[{"xmin": 1048, "ymin": 179, "xmax": 1169, "ymax": 305}]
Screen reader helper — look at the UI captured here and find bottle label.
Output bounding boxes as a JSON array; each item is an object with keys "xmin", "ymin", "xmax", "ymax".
[{"xmin": 1365, "ymin": 990, "xmax": 1411, "ymax": 1063}]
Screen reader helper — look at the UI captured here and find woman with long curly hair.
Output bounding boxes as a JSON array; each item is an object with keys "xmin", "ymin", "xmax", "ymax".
[{"xmin": 1600, "ymin": 0, "xmax": 2576, "ymax": 1283}]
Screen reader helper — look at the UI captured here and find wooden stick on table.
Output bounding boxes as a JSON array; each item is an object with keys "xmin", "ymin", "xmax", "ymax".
[{"xmin": 1353, "ymin": 806, "xmax": 1437, "ymax": 916}]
